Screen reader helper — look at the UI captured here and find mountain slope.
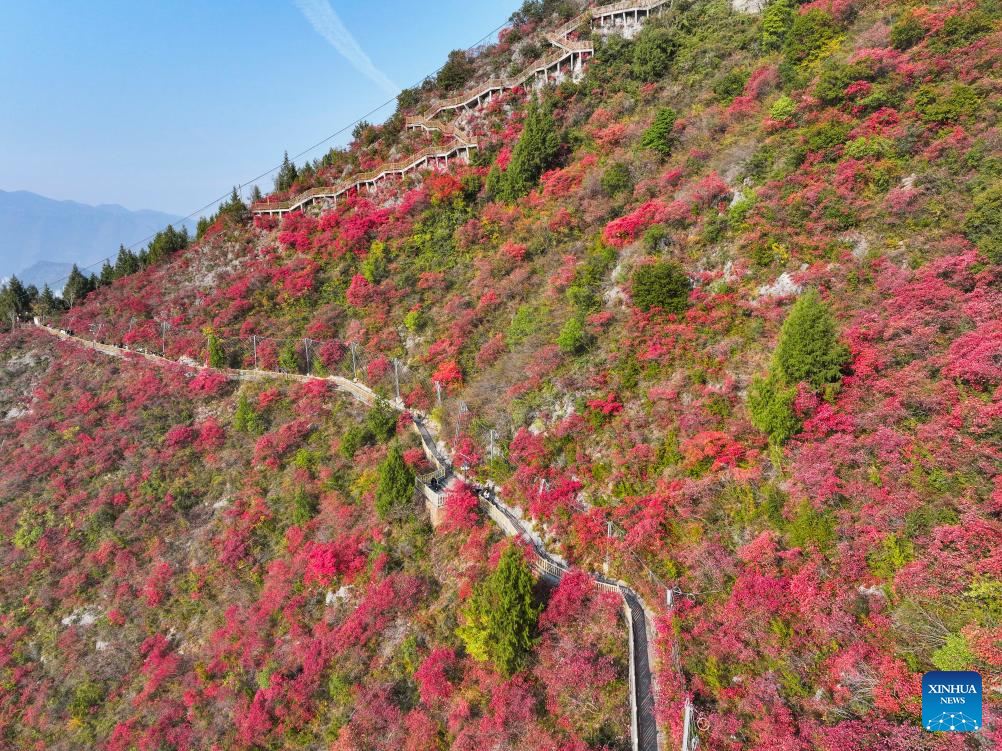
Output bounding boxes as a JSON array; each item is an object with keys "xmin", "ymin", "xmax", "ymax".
[{"xmin": 2, "ymin": 0, "xmax": 1001, "ymax": 749}]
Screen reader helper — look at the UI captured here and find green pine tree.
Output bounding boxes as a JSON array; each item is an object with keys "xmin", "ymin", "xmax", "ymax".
[
  {"xmin": 749, "ymin": 290, "xmax": 849, "ymax": 445},
  {"xmin": 631, "ymin": 26, "xmax": 679, "ymax": 82},
  {"xmin": 99, "ymin": 260, "xmax": 116, "ymax": 286},
  {"xmin": 640, "ymin": 108, "xmax": 678, "ymax": 159},
  {"xmin": 206, "ymin": 331, "xmax": 226, "ymax": 368},
  {"xmin": 114, "ymin": 245, "xmax": 141, "ymax": 277},
  {"xmin": 556, "ymin": 315, "xmax": 591, "ymax": 354},
  {"xmin": 498, "ymin": 102, "xmax": 561, "ymax": 203},
  {"xmin": 0, "ymin": 276, "xmax": 31, "ymax": 319},
  {"xmin": 772, "ymin": 289, "xmax": 849, "ymax": 388},
  {"xmin": 33, "ymin": 285, "xmax": 61, "ymax": 317},
  {"xmin": 964, "ymin": 183, "xmax": 1002, "ymax": 264},
  {"xmin": 457, "ymin": 543, "xmax": 541, "ymax": 676},
  {"xmin": 375, "ymin": 444, "xmax": 415, "ymax": 520},
  {"xmin": 63, "ymin": 265, "xmax": 95, "ymax": 308},
  {"xmin": 278, "ymin": 341, "xmax": 300, "ymax": 373},
  {"xmin": 631, "ymin": 261, "xmax": 691, "ymax": 314},
  {"xmin": 145, "ymin": 224, "xmax": 189, "ymax": 266},
  {"xmin": 276, "ymin": 152, "xmax": 298, "ymax": 192},
  {"xmin": 291, "ymin": 486, "xmax": 319, "ymax": 525},
  {"xmin": 233, "ymin": 393, "xmax": 261, "ymax": 434}
]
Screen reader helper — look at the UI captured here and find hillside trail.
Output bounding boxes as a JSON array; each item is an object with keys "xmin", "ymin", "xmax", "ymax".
[{"xmin": 30, "ymin": 321, "xmax": 667, "ymax": 751}]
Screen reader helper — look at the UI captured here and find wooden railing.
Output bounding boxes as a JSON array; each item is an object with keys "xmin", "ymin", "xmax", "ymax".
[
  {"xmin": 251, "ymin": 138, "xmax": 476, "ymax": 214},
  {"xmin": 252, "ymin": 0, "xmax": 670, "ymax": 217}
]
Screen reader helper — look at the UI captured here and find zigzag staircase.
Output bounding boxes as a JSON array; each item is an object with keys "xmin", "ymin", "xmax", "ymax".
[{"xmin": 251, "ymin": 0, "xmax": 672, "ymax": 217}]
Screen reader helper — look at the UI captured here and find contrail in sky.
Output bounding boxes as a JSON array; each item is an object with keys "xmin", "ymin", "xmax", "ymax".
[{"xmin": 291, "ymin": 0, "xmax": 399, "ymax": 96}]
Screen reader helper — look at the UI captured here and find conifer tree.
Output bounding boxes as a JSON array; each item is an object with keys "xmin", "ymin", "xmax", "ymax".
[
  {"xmin": 498, "ymin": 102, "xmax": 560, "ymax": 203},
  {"xmin": 276, "ymin": 152, "xmax": 298, "ymax": 192},
  {"xmin": 640, "ymin": 107, "xmax": 678, "ymax": 159},
  {"xmin": 632, "ymin": 261, "xmax": 691, "ymax": 314},
  {"xmin": 749, "ymin": 290, "xmax": 849, "ymax": 444},
  {"xmin": 99, "ymin": 260, "xmax": 115, "ymax": 286},
  {"xmin": 206, "ymin": 331, "xmax": 226, "ymax": 368},
  {"xmin": 761, "ymin": 0, "xmax": 796, "ymax": 51},
  {"xmin": 278, "ymin": 341, "xmax": 300, "ymax": 373},
  {"xmin": 631, "ymin": 26, "xmax": 679, "ymax": 81},
  {"xmin": 33, "ymin": 285, "xmax": 61, "ymax": 317},
  {"xmin": 457, "ymin": 543, "xmax": 540, "ymax": 676},
  {"xmin": 772, "ymin": 289, "xmax": 849, "ymax": 388},
  {"xmin": 233, "ymin": 393, "xmax": 261, "ymax": 434},
  {"xmin": 0, "ymin": 276, "xmax": 31, "ymax": 318},
  {"xmin": 114, "ymin": 245, "xmax": 141, "ymax": 277},
  {"xmin": 375, "ymin": 444, "xmax": 415, "ymax": 520},
  {"xmin": 219, "ymin": 187, "xmax": 247, "ymax": 219},
  {"xmin": 63, "ymin": 265, "xmax": 94, "ymax": 307}
]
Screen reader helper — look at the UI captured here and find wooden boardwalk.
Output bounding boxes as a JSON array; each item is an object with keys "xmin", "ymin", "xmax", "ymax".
[
  {"xmin": 250, "ymin": 0, "xmax": 673, "ymax": 219},
  {"xmin": 33, "ymin": 322, "xmax": 663, "ymax": 751}
]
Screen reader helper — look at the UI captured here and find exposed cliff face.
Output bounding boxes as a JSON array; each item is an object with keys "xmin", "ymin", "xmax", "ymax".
[{"xmin": 2, "ymin": 0, "xmax": 1001, "ymax": 748}]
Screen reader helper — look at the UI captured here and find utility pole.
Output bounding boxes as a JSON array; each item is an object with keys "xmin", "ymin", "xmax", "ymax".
[
  {"xmin": 303, "ymin": 338, "xmax": 311, "ymax": 374},
  {"xmin": 350, "ymin": 343, "xmax": 358, "ymax": 380},
  {"xmin": 160, "ymin": 320, "xmax": 169, "ymax": 355},
  {"xmin": 252, "ymin": 334, "xmax": 258, "ymax": 369}
]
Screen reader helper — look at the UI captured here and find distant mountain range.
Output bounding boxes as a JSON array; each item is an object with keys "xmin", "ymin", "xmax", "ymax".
[{"xmin": 0, "ymin": 190, "xmax": 195, "ymax": 289}]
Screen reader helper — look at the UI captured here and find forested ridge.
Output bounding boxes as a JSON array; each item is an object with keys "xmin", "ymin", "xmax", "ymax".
[{"xmin": 1, "ymin": 0, "xmax": 1000, "ymax": 748}]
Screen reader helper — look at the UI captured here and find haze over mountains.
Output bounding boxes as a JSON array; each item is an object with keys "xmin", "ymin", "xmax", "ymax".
[{"xmin": 0, "ymin": 190, "xmax": 194, "ymax": 288}]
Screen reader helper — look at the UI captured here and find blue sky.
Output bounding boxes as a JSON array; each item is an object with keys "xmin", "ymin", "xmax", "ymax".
[{"xmin": 0, "ymin": 0, "xmax": 517, "ymax": 217}]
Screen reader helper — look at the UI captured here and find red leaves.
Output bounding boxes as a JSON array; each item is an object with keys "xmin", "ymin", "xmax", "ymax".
[
  {"xmin": 133, "ymin": 634, "xmax": 179, "ymax": 706},
  {"xmin": 691, "ymin": 170, "xmax": 730, "ymax": 208},
  {"xmin": 303, "ymin": 537, "xmax": 366, "ymax": 586},
  {"xmin": 414, "ymin": 647, "xmax": 458, "ymax": 705},
  {"xmin": 474, "ymin": 333, "xmax": 507, "ymax": 369},
  {"xmin": 425, "ymin": 172, "xmax": 462, "ymax": 203},
  {"xmin": 141, "ymin": 561, "xmax": 173, "ymax": 607},
  {"xmin": 188, "ymin": 369, "xmax": 228, "ymax": 395},
  {"xmin": 603, "ymin": 199, "xmax": 692, "ymax": 247},
  {"xmin": 346, "ymin": 274, "xmax": 376, "ymax": 307},
  {"xmin": 586, "ymin": 392, "xmax": 623, "ymax": 416},
  {"xmin": 432, "ymin": 359, "xmax": 463, "ymax": 388},
  {"xmin": 442, "ymin": 482, "xmax": 481, "ymax": 532},
  {"xmin": 253, "ymin": 419, "xmax": 312, "ymax": 468},
  {"xmin": 944, "ymin": 321, "xmax": 1002, "ymax": 385},
  {"xmin": 277, "ymin": 210, "xmax": 318, "ymax": 251},
  {"xmin": 680, "ymin": 430, "xmax": 746, "ymax": 471},
  {"xmin": 163, "ymin": 424, "xmax": 196, "ymax": 449},
  {"xmin": 539, "ymin": 569, "xmax": 593, "ymax": 628}
]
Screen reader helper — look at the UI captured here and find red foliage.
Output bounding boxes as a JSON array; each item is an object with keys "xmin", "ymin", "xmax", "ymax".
[
  {"xmin": 944, "ymin": 321, "xmax": 1002, "ymax": 385},
  {"xmin": 304, "ymin": 537, "xmax": 366, "ymax": 586},
  {"xmin": 414, "ymin": 647, "xmax": 458, "ymax": 705},
  {"xmin": 346, "ymin": 274, "xmax": 377, "ymax": 307},
  {"xmin": 442, "ymin": 482, "xmax": 481, "ymax": 532},
  {"xmin": 432, "ymin": 359, "xmax": 463, "ymax": 388}
]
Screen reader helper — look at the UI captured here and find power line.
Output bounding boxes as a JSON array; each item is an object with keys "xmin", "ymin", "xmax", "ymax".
[{"xmin": 36, "ymin": 14, "xmax": 515, "ymax": 292}]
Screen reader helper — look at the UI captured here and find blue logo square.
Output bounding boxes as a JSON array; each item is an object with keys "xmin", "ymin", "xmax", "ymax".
[{"xmin": 922, "ymin": 671, "xmax": 982, "ymax": 731}]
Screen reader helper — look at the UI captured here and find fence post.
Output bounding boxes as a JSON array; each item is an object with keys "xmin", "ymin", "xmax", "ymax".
[{"xmin": 681, "ymin": 698, "xmax": 695, "ymax": 751}]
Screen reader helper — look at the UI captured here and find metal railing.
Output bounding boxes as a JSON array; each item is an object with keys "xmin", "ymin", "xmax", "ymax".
[{"xmin": 33, "ymin": 314, "xmax": 667, "ymax": 751}]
